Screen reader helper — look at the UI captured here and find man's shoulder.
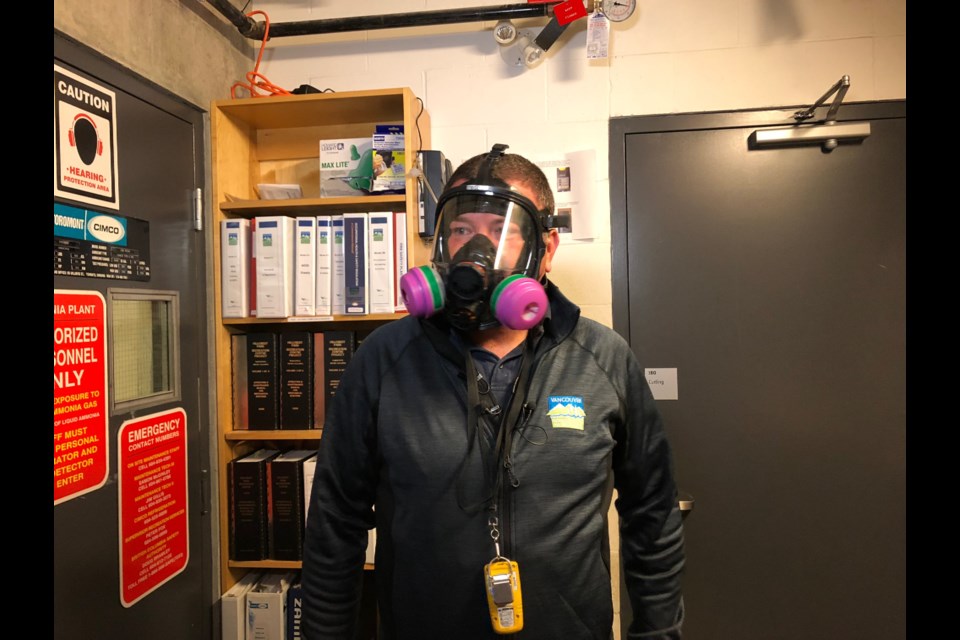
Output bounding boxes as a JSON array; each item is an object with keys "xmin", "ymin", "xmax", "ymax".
[
  {"xmin": 557, "ymin": 315, "xmax": 637, "ymax": 373},
  {"xmin": 362, "ymin": 313, "xmax": 419, "ymax": 338},
  {"xmin": 570, "ymin": 315, "xmax": 629, "ymax": 348},
  {"xmin": 354, "ymin": 314, "xmax": 424, "ymax": 355}
]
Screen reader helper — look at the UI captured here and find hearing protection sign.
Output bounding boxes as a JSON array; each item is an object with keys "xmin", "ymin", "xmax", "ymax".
[{"xmin": 54, "ymin": 64, "xmax": 119, "ymax": 210}]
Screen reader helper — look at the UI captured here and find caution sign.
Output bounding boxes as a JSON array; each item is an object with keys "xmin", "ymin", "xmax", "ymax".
[
  {"xmin": 54, "ymin": 289, "xmax": 109, "ymax": 504},
  {"xmin": 54, "ymin": 64, "xmax": 119, "ymax": 210}
]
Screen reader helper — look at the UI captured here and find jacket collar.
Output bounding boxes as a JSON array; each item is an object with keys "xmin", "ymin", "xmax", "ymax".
[
  {"xmin": 541, "ymin": 278, "xmax": 580, "ymax": 346},
  {"xmin": 420, "ymin": 278, "xmax": 581, "ymax": 367}
]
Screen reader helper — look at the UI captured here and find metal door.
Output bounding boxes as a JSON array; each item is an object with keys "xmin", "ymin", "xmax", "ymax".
[
  {"xmin": 610, "ymin": 101, "xmax": 905, "ymax": 639},
  {"xmin": 54, "ymin": 32, "xmax": 212, "ymax": 640}
]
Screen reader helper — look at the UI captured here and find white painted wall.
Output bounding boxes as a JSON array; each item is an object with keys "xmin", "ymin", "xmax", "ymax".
[{"xmin": 251, "ymin": 0, "xmax": 905, "ymax": 329}]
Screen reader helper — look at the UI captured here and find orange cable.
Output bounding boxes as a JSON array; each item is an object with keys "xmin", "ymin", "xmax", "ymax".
[{"xmin": 230, "ymin": 10, "xmax": 292, "ymax": 99}]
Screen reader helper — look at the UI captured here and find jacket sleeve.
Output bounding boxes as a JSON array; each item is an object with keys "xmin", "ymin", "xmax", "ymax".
[
  {"xmin": 301, "ymin": 346, "xmax": 379, "ymax": 640},
  {"xmin": 613, "ymin": 355, "xmax": 686, "ymax": 639}
]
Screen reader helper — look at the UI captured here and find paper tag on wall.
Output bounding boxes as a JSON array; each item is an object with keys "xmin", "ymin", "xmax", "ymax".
[
  {"xmin": 645, "ymin": 368, "xmax": 678, "ymax": 400},
  {"xmin": 586, "ymin": 12, "xmax": 610, "ymax": 59}
]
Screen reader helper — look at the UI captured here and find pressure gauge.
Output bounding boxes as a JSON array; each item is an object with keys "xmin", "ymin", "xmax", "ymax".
[{"xmin": 600, "ymin": 0, "xmax": 637, "ymax": 23}]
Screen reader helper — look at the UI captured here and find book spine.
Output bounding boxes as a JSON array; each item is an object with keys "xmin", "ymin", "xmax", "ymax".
[
  {"xmin": 343, "ymin": 212, "xmax": 369, "ymax": 315},
  {"xmin": 231, "ymin": 334, "xmax": 249, "ymax": 430},
  {"xmin": 312, "ymin": 332, "xmax": 326, "ymax": 430},
  {"xmin": 247, "ymin": 332, "xmax": 279, "ymax": 430},
  {"xmin": 287, "ymin": 581, "xmax": 304, "ymax": 640},
  {"xmin": 269, "ymin": 458, "xmax": 307, "ymax": 560},
  {"xmin": 250, "ymin": 218, "xmax": 257, "ymax": 317},
  {"xmin": 315, "ymin": 216, "xmax": 333, "ymax": 316},
  {"xmin": 255, "ymin": 216, "xmax": 295, "ymax": 318},
  {"xmin": 368, "ymin": 212, "xmax": 395, "ymax": 314},
  {"xmin": 266, "ymin": 460, "xmax": 275, "ymax": 560},
  {"xmin": 332, "ymin": 215, "xmax": 345, "ymax": 315},
  {"xmin": 323, "ymin": 330, "xmax": 355, "ymax": 407},
  {"xmin": 230, "ymin": 454, "xmax": 271, "ymax": 561},
  {"xmin": 228, "ymin": 458, "xmax": 238, "ymax": 559},
  {"xmin": 394, "ymin": 211, "xmax": 408, "ymax": 312},
  {"xmin": 279, "ymin": 332, "xmax": 313, "ymax": 430},
  {"xmin": 221, "ymin": 219, "xmax": 250, "ymax": 318},
  {"xmin": 294, "ymin": 217, "xmax": 317, "ymax": 316}
]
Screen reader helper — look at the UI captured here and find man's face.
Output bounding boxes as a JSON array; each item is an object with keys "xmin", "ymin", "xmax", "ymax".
[
  {"xmin": 442, "ymin": 180, "xmax": 542, "ymax": 271},
  {"xmin": 437, "ymin": 178, "xmax": 558, "ymax": 279},
  {"xmin": 446, "ymin": 211, "xmax": 526, "ymax": 270}
]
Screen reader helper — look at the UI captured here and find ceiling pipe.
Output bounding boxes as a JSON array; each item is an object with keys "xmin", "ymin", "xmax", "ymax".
[{"xmin": 205, "ymin": 0, "xmax": 562, "ymax": 41}]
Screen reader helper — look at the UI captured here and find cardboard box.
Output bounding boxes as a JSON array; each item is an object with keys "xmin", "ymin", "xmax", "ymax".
[
  {"xmin": 320, "ymin": 137, "xmax": 375, "ymax": 197},
  {"xmin": 371, "ymin": 125, "xmax": 406, "ymax": 194}
]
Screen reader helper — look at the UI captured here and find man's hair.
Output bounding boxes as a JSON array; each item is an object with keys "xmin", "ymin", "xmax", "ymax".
[{"xmin": 446, "ymin": 149, "xmax": 556, "ymax": 218}]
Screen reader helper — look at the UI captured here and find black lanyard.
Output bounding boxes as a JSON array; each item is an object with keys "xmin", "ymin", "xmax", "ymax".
[
  {"xmin": 458, "ymin": 333, "xmax": 535, "ymax": 515},
  {"xmin": 419, "ymin": 318, "xmax": 537, "ymax": 515}
]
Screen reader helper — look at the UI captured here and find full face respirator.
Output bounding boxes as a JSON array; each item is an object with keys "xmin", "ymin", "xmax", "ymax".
[{"xmin": 400, "ymin": 144, "xmax": 551, "ymax": 331}]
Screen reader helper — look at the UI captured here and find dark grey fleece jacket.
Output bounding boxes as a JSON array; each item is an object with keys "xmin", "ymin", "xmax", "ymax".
[{"xmin": 302, "ymin": 281, "xmax": 685, "ymax": 640}]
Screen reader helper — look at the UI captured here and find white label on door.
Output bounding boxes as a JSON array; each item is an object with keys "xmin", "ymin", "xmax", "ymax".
[{"xmin": 645, "ymin": 368, "xmax": 678, "ymax": 400}]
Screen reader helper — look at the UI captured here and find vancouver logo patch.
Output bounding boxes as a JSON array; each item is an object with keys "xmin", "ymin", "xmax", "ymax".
[{"xmin": 547, "ymin": 395, "xmax": 585, "ymax": 430}]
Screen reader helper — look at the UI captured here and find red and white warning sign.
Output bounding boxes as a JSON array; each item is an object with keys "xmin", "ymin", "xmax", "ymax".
[{"xmin": 54, "ymin": 64, "xmax": 119, "ymax": 210}]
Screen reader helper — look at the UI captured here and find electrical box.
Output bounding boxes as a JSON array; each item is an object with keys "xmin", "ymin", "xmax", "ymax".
[{"xmin": 417, "ymin": 150, "xmax": 453, "ymax": 238}]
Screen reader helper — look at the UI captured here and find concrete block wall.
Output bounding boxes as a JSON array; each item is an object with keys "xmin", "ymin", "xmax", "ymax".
[
  {"xmin": 54, "ymin": 0, "xmax": 252, "ymax": 111},
  {"xmin": 250, "ymin": 0, "xmax": 906, "ymax": 331}
]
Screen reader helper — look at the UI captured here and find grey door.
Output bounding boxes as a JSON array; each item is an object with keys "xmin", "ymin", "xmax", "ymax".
[
  {"xmin": 54, "ymin": 33, "xmax": 212, "ymax": 640},
  {"xmin": 610, "ymin": 102, "xmax": 905, "ymax": 639}
]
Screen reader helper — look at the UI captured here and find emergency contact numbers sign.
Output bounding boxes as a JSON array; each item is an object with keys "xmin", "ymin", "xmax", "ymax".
[{"xmin": 118, "ymin": 408, "xmax": 189, "ymax": 607}]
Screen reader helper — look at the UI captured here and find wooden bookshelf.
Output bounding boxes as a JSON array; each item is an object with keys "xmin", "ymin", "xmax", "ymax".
[{"xmin": 211, "ymin": 88, "xmax": 431, "ymax": 592}]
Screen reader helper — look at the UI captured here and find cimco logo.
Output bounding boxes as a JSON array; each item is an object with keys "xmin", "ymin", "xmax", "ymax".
[{"xmin": 87, "ymin": 214, "xmax": 126, "ymax": 243}]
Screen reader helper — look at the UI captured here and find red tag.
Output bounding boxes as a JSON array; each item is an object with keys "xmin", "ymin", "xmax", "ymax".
[{"xmin": 553, "ymin": 0, "xmax": 588, "ymax": 26}]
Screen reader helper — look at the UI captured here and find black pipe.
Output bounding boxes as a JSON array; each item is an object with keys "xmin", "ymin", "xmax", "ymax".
[
  {"xmin": 205, "ymin": 1, "xmax": 559, "ymax": 41},
  {"xmin": 204, "ymin": 0, "xmax": 260, "ymax": 38}
]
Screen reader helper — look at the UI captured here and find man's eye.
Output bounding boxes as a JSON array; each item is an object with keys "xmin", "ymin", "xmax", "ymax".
[{"xmin": 450, "ymin": 225, "xmax": 473, "ymax": 236}]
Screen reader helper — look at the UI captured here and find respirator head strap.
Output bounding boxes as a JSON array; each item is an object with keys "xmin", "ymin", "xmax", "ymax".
[{"xmin": 477, "ymin": 143, "xmax": 510, "ymax": 184}]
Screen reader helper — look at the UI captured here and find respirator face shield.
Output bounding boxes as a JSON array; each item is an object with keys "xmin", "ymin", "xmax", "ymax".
[
  {"xmin": 399, "ymin": 144, "xmax": 552, "ymax": 331},
  {"xmin": 429, "ymin": 185, "xmax": 546, "ymax": 331},
  {"xmin": 432, "ymin": 187, "xmax": 543, "ymax": 277}
]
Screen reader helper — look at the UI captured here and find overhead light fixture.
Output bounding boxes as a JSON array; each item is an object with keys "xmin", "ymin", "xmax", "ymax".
[
  {"xmin": 494, "ymin": 6, "xmax": 579, "ymax": 69},
  {"xmin": 493, "ymin": 19, "xmax": 517, "ymax": 45},
  {"xmin": 496, "ymin": 27, "xmax": 548, "ymax": 69},
  {"xmin": 523, "ymin": 42, "xmax": 545, "ymax": 67},
  {"xmin": 500, "ymin": 29, "xmax": 543, "ymax": 67}
]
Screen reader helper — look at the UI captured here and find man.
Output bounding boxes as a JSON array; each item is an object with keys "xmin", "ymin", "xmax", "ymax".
[{"xmin": 302, "ymin": 144, "xmax": 685, "ymax": 639}]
